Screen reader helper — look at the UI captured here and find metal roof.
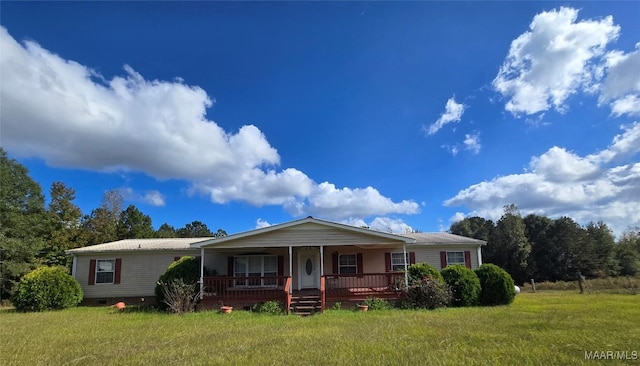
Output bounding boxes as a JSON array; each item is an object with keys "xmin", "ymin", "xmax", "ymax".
[
  {"xmin": 66, "ymin": 237, "xmax": 211, "ymax": 254},
  {"xmin": 401, "ymin": 232, "xmax": 486, "ymax": 245}
]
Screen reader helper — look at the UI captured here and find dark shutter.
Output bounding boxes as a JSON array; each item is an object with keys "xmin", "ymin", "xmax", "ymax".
[
  {"xmin": 227, "ymin": 256, "xmax": 234, "ymax": 276},
  {"xmin": 277, "ymin": 255, "xmax": 284, "ymax": 286},
  {"xmin": 440, "ymin": 251, "xmax": 447, "ymax": 269},
  {"xmin": 332, "ymin": 252, "xmax": 338, "ymax": 274},
  {"xmin": 464, "ymin": 251, "xmax": 472, "ymax": 269},
  {"xmin": 356, "ymin": 253, "xmax": 363, "ymax": 275},
  {"xmin": 114, "ymin": 258, "xmax": 122, "ymax": 284},
  {"xmin": 409, "ymin": 252, "xmax": 416, "ymax": 265},
  {"xmin": 384, "ymin": 252, "xmax": 391, "ymax": 272},
  {"xmin": 88, "ymin": 259, "xmax": 96, "ymax": 285}
]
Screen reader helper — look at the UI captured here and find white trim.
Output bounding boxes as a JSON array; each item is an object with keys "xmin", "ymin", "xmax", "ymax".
[
  {"xmin": 288, "ymin": 246, "xmax": 293, "ymax": 277},
  {"xmin": 337, "ymin": 253, "xmax": 357, "ymax": 275},
  {"xmin": 71, "ymin": 256, "xmax": 77, "ymax": 278},
  {"xmin": 403, "ymin": 244, "xmax": 408, "ymax": 288},
  {"xmin": 391, "ymin": 252, "xmax": 409, "ymax": 272},
  {"xmin": 200, "ymin": 247, "xmax": 204, "ymax": 300},
  {"xmin": 446, "ymin": 251, "xmax": 465, "ymax": 266},
  {"xmin": 95, "ymin": 259, "xmax": 116, "ymax": 284},
  {"xmin": 477, "ymin": 246, "xmax": 482, "ymax": 267},
  {"xmin": 319, "ymin": 245, "xmax": 324, "ymax": 276}
]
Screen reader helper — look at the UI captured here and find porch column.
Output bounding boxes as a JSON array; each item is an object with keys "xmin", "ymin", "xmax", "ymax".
[
  {"xmin": 319, "ymin": 245, "xmax": 324, "ymax": 276},
  {"xmin": 288, "ymin": 246, "xmax": 293, "ymax": 277},
  {"xmin": 403, "ymin": 243, "xmax": 408, "ymax": 287},
  {"xmin": 200, "ymin": 247, "xmax": 204, "ymax": 300},
  {"xmin": 477, "ymin": 246, "xmax": 483, "ymax": 267}
]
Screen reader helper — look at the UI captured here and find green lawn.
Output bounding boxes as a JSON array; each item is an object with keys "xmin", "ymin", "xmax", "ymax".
[{"xmin": 1, "ymin": 292, "xmax": 638, "ymax": 365}]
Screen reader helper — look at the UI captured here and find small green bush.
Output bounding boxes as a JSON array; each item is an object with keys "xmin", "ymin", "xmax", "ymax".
[
  {"xmin": 475, "ymin": 263, "xmax": 516, "ymax": 306},
  {"xmin": 155, "ymin": 257, "xmax": 200, "ymax": 309},
  {"xmin": 11, "ymin": 266, "xmax": 82, "ymax": 312},
  {"xmin": 252, "ymin": 300, "xmax": 284, "ymax": 314},
  {"xmin": 407, "ymin": 262, "xmax": 444, "ymax": 284},
  {"xmin": 407, "ymin": 277, "xmax": 452, "ymax": 310},
  {"xmin": 441, "ymin": 264, "xmax": 481, "ymax": 307},
  {"xmin": 362, "ymin": 297, "xmax": 392, "ymax": 310}
]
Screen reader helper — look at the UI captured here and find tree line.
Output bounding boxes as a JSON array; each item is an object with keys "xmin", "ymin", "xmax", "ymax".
[
  {"xmin": 450, "ymin": 204, "xmax": 640, "ymax": 285},
  {"xmin": 0, "ymin": 148, "xmax": 226, "ymax": 300}
]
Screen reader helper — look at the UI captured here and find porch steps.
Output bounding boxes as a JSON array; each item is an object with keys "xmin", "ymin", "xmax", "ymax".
[{"xmin": 289, "ymin": 294, "xmax": 322, "ymax": 316}]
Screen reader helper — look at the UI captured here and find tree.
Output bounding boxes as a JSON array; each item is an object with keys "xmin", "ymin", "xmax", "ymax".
[
  {"xmin": 177, "ymin": 221, "xmax": 214, "ymax": 238},
  {"xmin": 80, "ymin": 190, "xmax": 124, "ymax": 245},
  {"xmin": 117, "ymin": 205, "xmax": 155, "ymax": 239},
  {"xmin": 524, "ymin": 214, "xmax": 554, "ymax": 281},
  {"xmin": 615, "ymin": 229, "xmax": 640, "ymax": 276},
  {"xmin": 450, "ymin": 216, "xmax": 494, "ymax": 241},
  {"xmin": 156, "ymin": 223, "xmax": 177, "ymax": 238},
  {"xmin": 43, "ymin": 182, "xmax": 83, "ymax": 267},
  {"xmin": 0, "ymin": 148, "xmax": 47, "ymax": 298},
  {"xmin": 547, "ymin": 217, "xmax": 597, "ymax": 281},
  {"xmin": 484, "ymin": 204, "xmax": 531, "ymax": 284},
  {"xmin": 585, "ymin": 221, "xmax": 617, "ymax": 277}
]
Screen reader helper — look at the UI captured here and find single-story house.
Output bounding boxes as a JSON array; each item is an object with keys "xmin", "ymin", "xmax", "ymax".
[{"xmin": 67, "ymin": 217, "xmax": 485, "ymax": 312}]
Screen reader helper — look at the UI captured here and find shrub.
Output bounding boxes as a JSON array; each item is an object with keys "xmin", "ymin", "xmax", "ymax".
[
  {"xmin": 252, "ymin": 300, "xmax": 284, "ymax": 314},
  {"xmin": 155, "ymin": 257, "xmax": 200, "ymax": 309},
  {"xmin": 157, "ymin": 278, "xmax": 201, "ymax": 315},
  {"xmin": 475, "ymin": 263, "xmax": 516, "ymax": 306},
  {"xmin": 362, "ymin": 297, "xmax": 392, "ymax": 310},
  {"xmin": 406, "ymin": 277, "xmax": 452, "ymax": 310},
  {"xmin": 441, "ymin": 264, "xmax": 481, "ymax": 307},
  {"xmin": 406, "ymin": 262, "xmax": 444, "ymax": 285},
  {"xmin": 12, "ymin": 266, "xmax": 82, "ymax": 312}
]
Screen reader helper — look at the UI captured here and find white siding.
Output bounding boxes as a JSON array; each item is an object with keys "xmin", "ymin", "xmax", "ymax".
[
  {"xmin": 412, "ymin": 246, "xmax": 480, "ymax": 270},
  {"xmin": 74, "ymin": 250, "xmax": 198, "ymax": 299}
]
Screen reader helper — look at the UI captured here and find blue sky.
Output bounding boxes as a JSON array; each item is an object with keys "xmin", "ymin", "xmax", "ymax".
[{"xmin": 1, "ymin": 2, "xmax": 639, "ymax": 236}]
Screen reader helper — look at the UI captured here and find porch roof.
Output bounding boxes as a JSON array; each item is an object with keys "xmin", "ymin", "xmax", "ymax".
[
  {"xmin": 191, "ymin": 216, "xmax": 415, "ymax": 249},
  {"xmin": 403, "ymin": 232, "xmax": 486, "ymax": 246}
]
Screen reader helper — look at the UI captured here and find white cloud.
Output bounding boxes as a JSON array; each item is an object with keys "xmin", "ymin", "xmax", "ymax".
[
  {"xmin": 463, "ymin": 132, "xmax": 481, "ymax": 154},
  {"xmin": 285, "ymin": 182, "xmax": 420, "ymax": 220},
  {"xmin": 449, "ymin": 212, "xmax": 466, "ymax": 224},
  {"xmin": 493, "ymin": 7, "xmax": 620, "ymax": 116},
  {"xmin": 255, "ymin": 218, "xmax": 271, "ymax": 229},
  {"xmin": 610, "ymin": 95, "xmax": 640, "ymax": 117},
  {"xmin": 445, "ymin": 123, "xmax": 640, "ymax": 235},
  {"xmin": 341, "ymin": 217, "xmax": 413, "ymax": 234},
  {"xmin": 119, "ymin": 187, "xmax": 166, "ymax": 207},
  {"xmin": 424, "ymin": 97, "xmax": 465, "ymax": 135},
  {"xmin": 442, "ymin": 144, "xmax": 459, "ymax": 156},
  {"xmin": 0, "ymin": 27, "xmax": 418, "ymax": 220}
]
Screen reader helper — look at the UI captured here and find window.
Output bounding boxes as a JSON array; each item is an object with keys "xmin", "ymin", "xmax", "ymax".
[
  {"xmin": 446, "ymin": 252, "xmax": 465, "ymax": 266},
  {"xmin": 96, "ymin": 259, "xmax": 115, "ymax": 284},
  {"xmin": 391, "ymin": 253, "xmax": 409, "ymax": 271},
  {"xmin": 338, "ymin": 254, "xmax": 357, "ymax": 274},
  {"xmin": 233, "ymin": 255, "xmax": 277, "ymax": 287}
]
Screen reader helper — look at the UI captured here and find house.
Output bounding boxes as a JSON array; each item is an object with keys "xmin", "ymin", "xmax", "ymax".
[{"xmin": 67, "ymin": 217, "xmax": 486, "ymax": 312}]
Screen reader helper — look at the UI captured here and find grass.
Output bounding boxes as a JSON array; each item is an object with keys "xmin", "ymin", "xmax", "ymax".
[{"xmin": 1, "ymin": 292, "xmax": 638, "ymax": 365}]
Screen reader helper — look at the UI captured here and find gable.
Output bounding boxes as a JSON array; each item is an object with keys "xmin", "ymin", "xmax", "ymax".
[{"xmin": 199, "ymin": 222, "xmax": 409, "ymax": 249}]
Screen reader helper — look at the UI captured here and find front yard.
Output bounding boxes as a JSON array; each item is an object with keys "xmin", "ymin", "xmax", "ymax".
[{"xmin": 1, "ymin": 292, "xmax": 638, "ymax": 365}]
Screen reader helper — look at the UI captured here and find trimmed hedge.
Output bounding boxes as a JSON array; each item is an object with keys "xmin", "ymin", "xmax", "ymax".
[
  {"xmin": 12, "ymin": 266, "xmax": 83, "ymax": 312},
  {"xmin": 441, "ymin": 264, "xmax": 481, "ymax": 307},
  {"xmin": 475, "ymin": 263, "xmax": 516, "ymax": 306},
  {"xmin": 155, "ymin": 257, "xmax": 200, "ymax": 309}
]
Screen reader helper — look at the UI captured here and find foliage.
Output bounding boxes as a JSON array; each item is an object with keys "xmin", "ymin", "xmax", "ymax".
[
  {"xmin": 524, "ymin": 213, "xmax": 555, "ymax": 281},
  {"xmin": 406, "ymin": 277, "xmax": 452, "ymax": 310},
  {"xmin": 157, "ymin": 278, "xmax": 201, "ymax": 315},
  {"xmin": 0, "ymin": 148, "xmax": 48, "ymax": 299},
  {"xmin": 43, "ymin": 182, "xmax": 83, "ymax": 268},
  {"xmin": 441, "ymin": 264, "xmax": 481, "ymax": 307},
  {"xmin": 449, "ymin": 216, "xmax": 494, "ymax": 241},
  {"xmin": 586, "ymin": 221, "xmax": 617, "ymax": 277},
  {"xmin": 251, "ymin": 300, "xmax": 284, "ymax": 314},
  {"xmin": 361, "ymin": 297, "xmax": 392, "ymax": 310},
  {"xmin": 11, "ymin": 266, "xmax": 82, "ymax": 312},
  {"xmin": 156, "ymin": 223, "xmax": 178, "ymax": 238},
  {"xmin": 80, "ymin": 190, "xmax": 124, "ymax": 245},
  {"xmin": 475, "ymin": 263, "xmax": 516, "ymax": 306},
  {"xmin": 330, "ymin": 302, "xmax": 342, "ymax": 310},
  {"xmin": 484, "ymin": 204, "xmax": 531, "ymax": 285},
  {"xmin": 117, "ymin": 204, "xmax": 155, "ymax": 239},
  {"xmin": 406, "ymin": 262, "xmax": 443, "ymax": 284},
  {"xmin": 155, "ymin": 257, "xmax": 201, "ymax": 309}
]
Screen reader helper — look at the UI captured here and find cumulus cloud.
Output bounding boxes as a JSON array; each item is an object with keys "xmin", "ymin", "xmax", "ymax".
[
  {"xmin": 285, "ymin": 182, "xmax": 420, "ymax": 220},
  {"xmin": 463, "ymin": 132, "xmax": 481, "ymax": 154},
  {"xmin": 424, "ymin": 97, "xmax": 465, "ymax": 135},
  {"xmin": 255, "ymin": 218, "xmax": 271, "ymax": 229},
  {"xmin": 0, "ymin": 27, "xmax": 417, "ymax": 220},
  {"xmin": 449, "ymin": 212, "xmax": 466, "ymax": 224},
  {"xmin": 445, "ymin": 123, "xmax": 640, "ymax": 235},
  {"xmin": 341, "ymin": 217, "xmax": 413, "ymax": 234},
  {"xmin": 119, "ymin": 187, "xmax": 166, "ymax": 207},
  {"xmin": 493, "ymin": 7, "xmax": 620, "ymax": 116},
  {"xmin": 610, "ymin": 95, "xmax": 640, "ymax": 117}
]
